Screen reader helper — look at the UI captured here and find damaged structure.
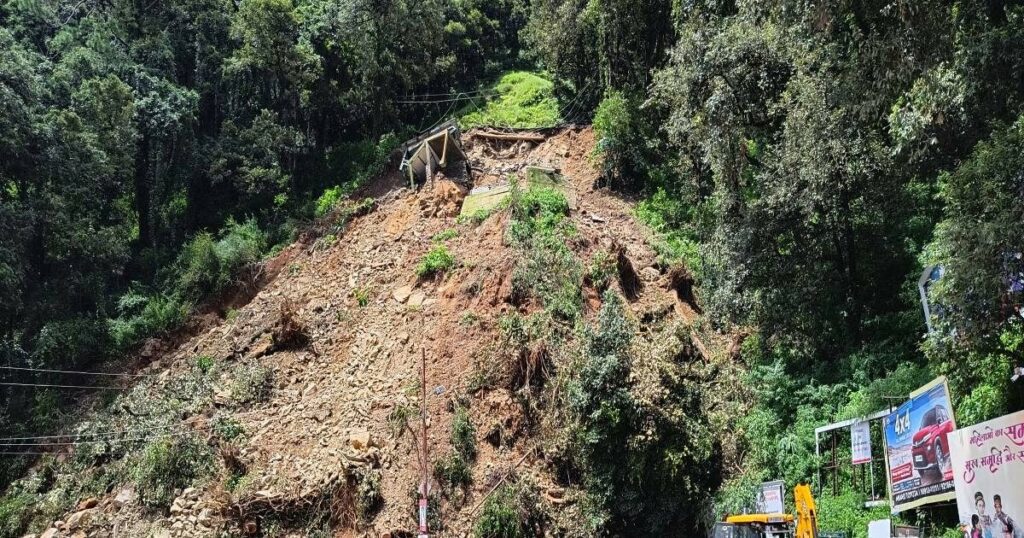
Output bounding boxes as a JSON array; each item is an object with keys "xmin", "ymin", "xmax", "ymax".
[{"xmin": 399, "ymin": 120, "xmax": 468, "ymax": 187}]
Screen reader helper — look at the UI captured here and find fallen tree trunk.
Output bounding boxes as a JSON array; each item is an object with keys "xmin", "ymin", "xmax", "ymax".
[{"xmin": 471, "ymin": 131, "xmax": 546, "ymax": 143}]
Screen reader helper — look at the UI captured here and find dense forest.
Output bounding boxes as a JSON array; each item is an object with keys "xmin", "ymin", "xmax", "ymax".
[{"xmin": 1, "ymin": 0, "xmax": 1023, "ymax": 535}]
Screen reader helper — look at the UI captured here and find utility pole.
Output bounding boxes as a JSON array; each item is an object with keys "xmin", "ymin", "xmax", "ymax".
[{"xmin": 418, "ymin": 338, "xmax": 430, "ymax": 537}]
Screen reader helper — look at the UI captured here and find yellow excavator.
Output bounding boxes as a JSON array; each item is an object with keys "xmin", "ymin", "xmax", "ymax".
[{"xmin": 713, "ymin": 484, "xmax": 819, "ymax": 538}]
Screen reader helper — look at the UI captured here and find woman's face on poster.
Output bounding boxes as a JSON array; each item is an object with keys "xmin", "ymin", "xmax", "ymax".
[{"xmin": 978, "ymin": 499, "xmax": 987, "ymax": 516}]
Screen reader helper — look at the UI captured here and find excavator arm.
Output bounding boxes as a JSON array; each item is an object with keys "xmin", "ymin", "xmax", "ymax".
[{"xmin": 793, "ymin": 484, "xmax": 819, "ymax": 538}]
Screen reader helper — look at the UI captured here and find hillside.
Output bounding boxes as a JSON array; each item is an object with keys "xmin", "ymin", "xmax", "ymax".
[{"xmin": 6, "ymin": 127, "xmax": 741, "ymax": 537}]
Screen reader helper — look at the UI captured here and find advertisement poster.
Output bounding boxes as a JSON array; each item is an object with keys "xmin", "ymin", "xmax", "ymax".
[
  {"xmin": 756, "ymin": 480, "xmax": 785, "ymax": 514},
  {"xmin": 852, "ymin": 420, "xmax": 872, "ymax": 465},
  {"xmin": 948, "ymin": 410, "xmax": 1024, "ymax": 538},
  {"xmin": 883, "ymin": 376, "xmax": 957, "ymax": 513},
  {"xmin": 869, "ymin": 519, "xmax": 891, "ymax": 538}
]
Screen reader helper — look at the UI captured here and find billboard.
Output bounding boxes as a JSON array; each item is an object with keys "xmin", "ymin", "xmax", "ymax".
[
  {"xmin": 852, "ymin": 420, "xmax": 872, "ymax": 465},
  {"xmin": 756, "ymin": 480, "xmax": 785, "ymax": 514},
  {"xmin": 883, "ymin": 376, "xmax": 957, "ymax": 513},
  {"xmin": 948, "ymin": 411, "xmax": 1024, "ymax": 538}
]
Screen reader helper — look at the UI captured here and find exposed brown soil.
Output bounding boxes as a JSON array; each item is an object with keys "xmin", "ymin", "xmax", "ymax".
[{"xmin": 35, "ymin": 126, "xmax": 714, "ymax": 538}]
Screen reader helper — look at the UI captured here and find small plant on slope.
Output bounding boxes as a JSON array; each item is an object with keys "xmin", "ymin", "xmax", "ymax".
[{"xmin": 416, "ymin": 245, "xmax": 456, "ymax": 278}]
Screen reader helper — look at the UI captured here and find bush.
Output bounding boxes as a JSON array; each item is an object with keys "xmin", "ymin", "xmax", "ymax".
[
  {"xmin": 460, "ymin": 72, "xmax": 560, "ymax": 128},
  {"xmin": 134, "ymin": 435, "xmax": 214, "ymax": 508},
  {"xmin": 196, "ymin": 355, "xmax": 215, "ymax": 373},
  {"xmin": 433, "ymin": 228, "xmax": 458, "ymax": 242},
  {"xmin": 174, "ymin": 218, "xmax": 266, "ymax": 302},
  {"xmin": 587, "ymin": 249, "xmax": 616, "ymax": 292},
  {"xmin": 506, "ymin": 183, "xmax": 582, "ymax": 320},
  {"xmin": 108, "ymin": 292, "xmax": 190, "ymax": 350},
  {"xmin": 212, "ymin": 414, "xmax": 244, "ymax": 441},
  {"xmin": 215, "ymin": 218, "xmax": 267, "ymax": 276},
  {"xmin": 416, "ymin": 245, "xmax": 456, "ymax": 278},
  {"xmin": 473, "ymin": 480, "xmax": 541, "ymax": 538},
  {"xmin": 355, "ymin": 469, "xmax": 383, "ymax": 522},
  {"xmin": 451, "ymin": 406, "xmax": 477, "ymax": 462},
  {"xmin": 31, "ymin": 317, "xmax": 110, "ymax": 369},
  {"xmin": 230, "ymin": 363, "xmax": 273, "ymax": 405},
  {"xmin": 315, "ymin": 185, "xmax": 343, "ymax": 217},
  {"xmin": 0, "ymin": 492, "xmax": 33, "ymax": 538},
  {"xmin": 175, "ymin": 232, "xmax": 222, "ymax": 300},
  {"xmin": 507, "ymin": 185, "xmax": 570, "ymax": 244},
  {"xmin": 433, "ymin": 453, "xmax": 472, "ymax": 492},
  {"xmin": 563, "ymin": 291, "xmax": 716, "ymax": 534}
]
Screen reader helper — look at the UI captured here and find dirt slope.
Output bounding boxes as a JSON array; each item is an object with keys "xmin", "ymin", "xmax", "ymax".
[{"xmin": 33, "ymin": 127, "xmax": 706, "ymax": 538}]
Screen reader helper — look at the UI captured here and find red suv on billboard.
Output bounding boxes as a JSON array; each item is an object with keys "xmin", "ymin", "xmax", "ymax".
[{"xmin": 912, "ymin": 404, "xmax": 953, "ymax": 476}]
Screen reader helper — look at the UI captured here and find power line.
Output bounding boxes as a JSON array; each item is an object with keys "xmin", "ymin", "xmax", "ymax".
[
  {"xmin": 0, "ymin": 428, "xmax": 207, "ymax": 447},
  {"xmin": 0, "ymin": 381, "xmax": 127, "ymax": 391},
  {"xmin": 401, "ymin": 87, "xmax": 498, "ymax": 100},
  {"xmin": 0, "ymin": 366, "xmax": 156, "ymax": 378},
  {"xmin": 397, "ymin": 94, "xmax": 494, "ymax": 105},
  {"xmin": 0, "ymin": 424, "xmax": 182, "ymax": 442}
]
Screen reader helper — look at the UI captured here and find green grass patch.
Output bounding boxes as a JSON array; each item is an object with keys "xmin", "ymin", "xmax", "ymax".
[
  {"xmin": 432, "ymin": 228, "xmax": 459, "ymax": 242},
  {"xmin": 473, "ymin": 479, "xmax": 541, "ymax": 538},
  {"xmin": 587, "ymin": 249, "xmax": 616, "ymax": 292},
  {"xmin": 416, "ymin": 245, "xmax": 456, "ymax": 278},
  {"xmin": 460, "ymin": 72, "xmax": 560, "ymax": 129},
  {"xmin": 134, "ymin": 435, "xmax": 214, "ymax": 508},
  {"xmin": 353, "ymin": 287, "xmax": 370, "ymax": 307}
]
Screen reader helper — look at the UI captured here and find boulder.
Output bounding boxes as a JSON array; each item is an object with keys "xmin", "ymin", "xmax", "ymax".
[
  {"xmin": 349, "ymin": 430, "xmax": 372, "ymax": 450},
  {"xmin": 392, "ymin": 286, "xmax": 413, "ymax": 304},
  {"xmin": 75, "ymin": 497, "xmax": 99, "ymax": 511},
  {"xmin": 64, "ymin": 509, "xmax": 94, "ymax": 531}
]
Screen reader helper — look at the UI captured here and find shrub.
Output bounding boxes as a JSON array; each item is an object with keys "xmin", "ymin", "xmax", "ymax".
[
  {"xmin": 173, "ymin": 218, "xmax": 266, "ymax": 302},
  {"xmin": 507, "ymin": 185, "xmax": 570, "ymax": 245},
  {"xmin": 213, "ymin": 414, "xmax": 244, "ymax": 441},
  {"xmin": 355, "ymin": 469, "xmax": 383, "ymax": 522},
  {"xmin": 315, "ymin": 185, "xmax": 343, "ymax": 217},
  {"xmin": 196, "ymin": 355, "xmax": 215, "ymax": 373},
  {"xmin": 587, "ymin": 249, "xmax": 616, "ymax": 292},
  {"xmin": 0, "ymin": 492, "xmax": 33, "ymax": 538},
  {"xmin": 433, "ymin": 453, "xmax": 472, "ymax": 492},
  {"xmin": 175, "ymin": 232, "xmax": 222, "ymax": 300},
  {"xmin": 416, "ymin": 245, "xmax": 456, "ymax": 278},
  {"xmin": 451, "ymin": 406, "xmax": 476, "ymax": 462},
  {"xmin": 215, "ymin": 218, "xmax": 267, "ymax": 276},
  {"xmin": 109, "ymin": 292, "xmax": 190, "ymax": 350},
  {"xmin": 353, "ymin": 287, "xmax": 370, "ymax": 307},
  {"xmin": 460, "ymin": 72, "xmax": 560, "ymax": 129},
  {"xmin": 432, "ymin": 228, "xmax": 458, "ymax": 242},
  {"xmin": 388, "ymin": 401, "xmax": 416, "ymax": 438},
  {"xmin": 473, "ymin": 480, "xmax": 541, "ymax": 538},
  {"xmin": 134, "ymin": 435, "xmax": 214, "ymax": 508},
  {"xmin": 31, "ymin": 317, "xmax": 110, "ymax": 369},
  {"xmin": 230, "ymin": 363, "xmax": 273, "ymax": 405},
  {"xmin": 562, "ymin": 291, "xmax": 716, "ymax": 534}
]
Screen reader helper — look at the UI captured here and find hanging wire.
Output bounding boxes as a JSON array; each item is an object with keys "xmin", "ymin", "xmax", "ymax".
[
  {"xmin": 0, "ymin": 381, "xmax": 128, "ymax": 391},
  {"xmin": 0, "ymin": 423, "xmax": 182, "ymax": 442},
  {"xmin": 401, "ymin": 87, "xmax": 498, "ymax": 99},
  {"xmin": 0, "ymin": 425, "xmax": 212, "ymax": 449},
  {"xmin": 0, "ymin": 366, "xmax": 156, "ymax": 378},
  {"xmin": 396, "ymin": 94, "xmax": 495, "ymax": 105}
]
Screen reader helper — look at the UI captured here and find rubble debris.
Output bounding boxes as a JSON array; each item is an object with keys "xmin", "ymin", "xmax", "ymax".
[{"xmin": 470, "ymin": 130, "xmax": 546, "ymax": 143}]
